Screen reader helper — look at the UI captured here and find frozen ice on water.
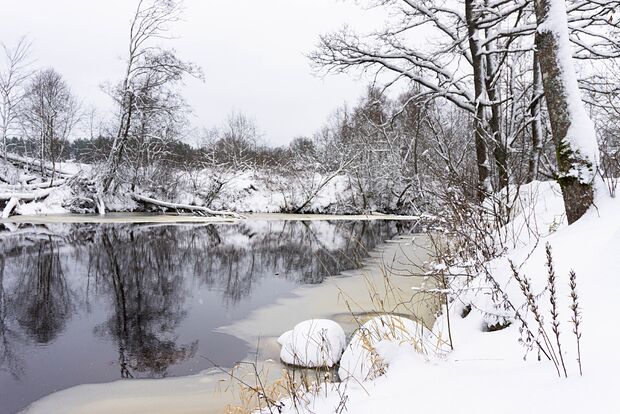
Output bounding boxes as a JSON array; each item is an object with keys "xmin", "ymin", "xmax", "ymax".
[{"xmin": 278, "ymin": 319, "xmax": 346, "ymax": 368}]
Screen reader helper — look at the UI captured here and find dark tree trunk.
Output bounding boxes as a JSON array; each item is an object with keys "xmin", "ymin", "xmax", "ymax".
[
  {"xmin": 484, "ymin": 46, "xmax": 507, "ymax": 190},
  {"xmin": 527, "ymin": 52, "xmax": 543, "ymax": 183},
  {"xmin": 465, "ymin": 0, "xmax": 491, "ymax": 201},
  {"xmin": 534, "ymin": 0, "xmax": 596, "ymax": 224}
]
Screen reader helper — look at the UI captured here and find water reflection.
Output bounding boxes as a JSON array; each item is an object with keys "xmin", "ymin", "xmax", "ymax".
[
  {"xmin": 13, "ymin": 238, "xmax": 74, "ymax": 345},
  {"xmin": 92, "ymin": 229, "xmax": 197, "ymax": 379},
  {"xmin": 0, "ymin": 219, "xmax": 412, "ymax": 413}
]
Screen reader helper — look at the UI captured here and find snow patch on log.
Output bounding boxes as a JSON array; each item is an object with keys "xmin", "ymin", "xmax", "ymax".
[
  {"xmin": 131, "ymin": 193, "xmax": 242, "ymax": 218},
  {"xmin": 2, "ymin": 197, "xmax": 19, "ymax": 219},
  {"xmin": 5, "ymin": 153, "xmax": 80, "ymax": 178}
]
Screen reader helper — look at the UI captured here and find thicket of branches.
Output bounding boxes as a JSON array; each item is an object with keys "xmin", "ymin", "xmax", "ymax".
[{"xmin": 1, "ymin": 0, "xmax": 620, "ymax": 218}]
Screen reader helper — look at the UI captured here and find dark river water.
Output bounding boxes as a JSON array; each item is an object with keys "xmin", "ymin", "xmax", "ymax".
[{"xmin": 0, "ymin": 219, "xmax": 412, "ymax": 414}]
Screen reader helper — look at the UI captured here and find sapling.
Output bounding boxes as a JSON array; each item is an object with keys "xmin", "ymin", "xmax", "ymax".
[
  {"xmin": 569, "ymin": 270, "xmax": 583, "ymax": 376},
  {"xmin": 510, "ymin": 260, "xmax": 562, "ymax": 377}
]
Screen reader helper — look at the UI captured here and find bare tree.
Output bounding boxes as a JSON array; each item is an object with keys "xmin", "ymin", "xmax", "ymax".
[
  {"xmin": 101, "ymin": 0, "xmax": 202, "ymax": 194},
  {"xmin": 311, "ymin": 0, "xmax": 619, "ymax": 203},
  {"xmin": 534, "ymin": 0, "xmax": 600, "ymax": 223},
  {"xmin": 214, "ymin": 111, "xmax": 261, "ymax": 169},
  {"xmin": 0, "ymin": 38, "xmax": 32, "ymax": 160},
  {"xmin": 21, "ymin": 68, "xmax": 80, "ymax": 182}
]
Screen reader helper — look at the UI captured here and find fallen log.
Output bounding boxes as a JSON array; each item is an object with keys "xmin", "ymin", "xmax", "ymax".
[
  {"xmin": 0, "ymin": 170, "xmax": 38, "ymax": 184},
  {"xmin": 5, "ymin": 153, "xmax": 77, "ymax": 178},
  {"xmin": 0, "ymin": 187, "xmax": 56, "ymax": 202},
  {"xmin": 2, "ymin": 197, "xmax": 19, "ymax": 219},
  {"xmin": 1, "ymin": 179, "xmax": 67, "ymax": 191},
  {"xmin": 131, "ymin": 193, "xmax": 242, "ymax": 219}
]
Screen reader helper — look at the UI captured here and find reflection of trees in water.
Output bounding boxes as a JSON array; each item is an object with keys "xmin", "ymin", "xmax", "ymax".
[
  {"xmin": 0, "ymin": 235, "xmax": 74, "ymax": 379},
  {"xmin": 186, "ymin": 220, "xmax": 407, "ymax": 303},
  {"xmin": 12, "ymin": 238, "xmax": 73, "ymax": 344},
  {"xmin": 0, "ymin": 256, "xmax": 25, "ymax": 379},
  {"xmin": 90, "ymin": 228, "xmax": 197, "ymax": 378},
  {"xmin": 0, "ymin": 219, "xmax": 411, "ymax": 379}
]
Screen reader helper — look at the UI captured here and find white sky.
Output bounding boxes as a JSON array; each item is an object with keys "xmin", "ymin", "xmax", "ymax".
[{"xmin": 0, "ymin": 0, "xmax": 381, "ymax": 146}]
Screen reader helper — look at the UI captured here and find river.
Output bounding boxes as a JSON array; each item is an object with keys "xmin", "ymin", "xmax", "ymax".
[{"xmin": 0, "ymin": 214, "xmax": 433, "ymax": 414}]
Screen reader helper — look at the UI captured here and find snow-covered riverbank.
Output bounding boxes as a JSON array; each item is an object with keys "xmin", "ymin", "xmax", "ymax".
[
  {"xmin": 2, "ymin": 212, "xmax": 421, "ymax": 225},
  {"xmin": 1, "ymin": 157, "xmax": 423, "ymax": 219},
  {"xmin": 19, "ymin": 180, "xmax": 620, "ymax": 414},
  {"xmin": 264, "ymin": 181, "xmax": 620, "ymax": 414}
]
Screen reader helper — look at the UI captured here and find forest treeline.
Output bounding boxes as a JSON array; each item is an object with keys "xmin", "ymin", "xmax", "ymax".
[{"xmin": 1, "ymin": 0, "xmax": 619, "ymax": 219}]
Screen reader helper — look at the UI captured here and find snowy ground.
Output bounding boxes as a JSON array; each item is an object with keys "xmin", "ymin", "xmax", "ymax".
[
  {"xmin": 3, "ymin": 212, "xmax": 419, "ymax": 225},
  {"xmin": 1, "ymin": 158, "xmax": 418, "ymax": 218},
  {"xmin": 266, "ymin": 180, "xmax": 620, "ymax": 413}
]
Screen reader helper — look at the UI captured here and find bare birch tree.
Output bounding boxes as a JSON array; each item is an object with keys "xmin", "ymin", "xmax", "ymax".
[
  {"xmin": 0, "ymin": 38, "xmax": 32, "ymax": 160},
  {"xmin": 21, "ymin": 68, "xmax": 80, "ymax": 182},
  {"xmin": 101, "ymin": 0, "xmax": 201, "ymax": 193}
]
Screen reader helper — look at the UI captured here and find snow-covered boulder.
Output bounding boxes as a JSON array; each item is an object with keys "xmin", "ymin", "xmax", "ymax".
[
  {"xmin": 278, "ymin": 319, "xmax": 346, "ymax": 368},
  {"xmin": 339, "ymin": 315, "xmax": 424, "ymax": 382}
]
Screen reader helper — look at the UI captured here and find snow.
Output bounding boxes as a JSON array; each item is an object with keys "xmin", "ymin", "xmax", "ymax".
[
  {"xmin": 2, "ymin": 167, "xmax": 407, "ymax": 218},
  {"xmin": 498, "ymin": 180, "xmax": 567, "ymax": 248},
  {"xmin": 0, "ymin": 151, "xmax": 421, "ymax": 218},
  {"xmin": 15, "ymin": 178, "xmax": 620, "ymax": 414},
  {"xmin": 338, "ymin": 315, "xmax": 426, "ymax": 382},
  {"xmin": 14, "ymin": 187, "xmax": 71, "ymax": 216},
  {"xmin": 262, "ymin": 180, "xmax": 620, "ymax": 413},
  {"xmin": 206, "ymin": 170, "xmax": 358, "ymax": 214},
  {"xmin": 278, "ymin": 319, "xmax": 346, "ymax": 368},
  {"xmin": 20, "ymin": 368, "xmax": 251, "ymax": 414},
  {"xmin": 537, "ymin": 0, "xmax": 599, "ymax": 181}
]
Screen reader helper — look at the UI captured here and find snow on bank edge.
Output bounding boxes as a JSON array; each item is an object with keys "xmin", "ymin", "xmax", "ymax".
[{"xmin": 266, "ymin": 181, "xmax": 620, "ymax": 414}]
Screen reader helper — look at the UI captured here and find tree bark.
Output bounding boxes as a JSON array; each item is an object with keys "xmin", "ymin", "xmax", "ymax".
[
  {"xmin": 484, "ymin": 33, "xmax": 507, "ymax": 190},
  {"xmin": 534, "ymin": 0, "xmax": 598, "ymax": 224},
  {"xmin": 527, "ymin": 52, "xmax": 544, "ymax": 183},
  {"xmin": 465, "ymin": 0, "xmax": 491, "ymax": 201}
]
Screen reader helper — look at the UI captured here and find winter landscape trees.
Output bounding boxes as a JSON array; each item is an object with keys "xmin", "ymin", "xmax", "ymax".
[
  {"xmin": 534, "ymin": 0, "xmax": 599, "ymax": 223},
  {"xmin": 2, "ymin": 1, "xmax": 620, "ymax": 413},
  {"xmin": 310, "ymin": 0, "xmax": 618, "ymax": 222},
  {"xmin": 20, "ymin": 68, "xmax": 80, "ymax": 181},
  {"xmin": 0, "ymin": 38, "xmax": 32, "ymax": 161},
  {"xmin": 0, "ymin": 0, "xmax": 617, "ymax": 223},
  {"xmin": 100, "ymin": 0, "xmax": 201, "ymax": 195}
]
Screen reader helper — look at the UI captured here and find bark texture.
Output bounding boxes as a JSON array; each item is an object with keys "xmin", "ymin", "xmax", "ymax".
[
  {"xmin": 465, "ymin": 0, "xmax": 491, "ymax": 201},
  {"xmin": 528, "ymin": 52, "xmax": 543, "ymax": 183},
  {"xmin": 534, "ymin": 0, "xmax": 595, "ymax": 224}
]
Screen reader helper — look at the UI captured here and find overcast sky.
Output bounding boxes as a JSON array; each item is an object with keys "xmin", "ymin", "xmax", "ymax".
[{"xmin": 0, "ymin": 0, "xmax": 382, "ymax": 146}]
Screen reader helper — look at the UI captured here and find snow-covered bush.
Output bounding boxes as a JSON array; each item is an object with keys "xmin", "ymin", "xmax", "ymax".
[
  {"xmin": 339, "ymin": 315, "xmax": 426, "ymax": 382},
  {"xmin": 278, "ymin": 319, "xmax": 346, "ymax": 368}
]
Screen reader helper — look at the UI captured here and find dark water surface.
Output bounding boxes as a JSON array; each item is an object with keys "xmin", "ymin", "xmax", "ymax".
[{"xmin": 0, "ymin": 219, "xmax": 412, "ymax": 414}]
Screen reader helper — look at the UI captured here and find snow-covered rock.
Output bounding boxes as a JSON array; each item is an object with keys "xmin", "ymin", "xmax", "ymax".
[
  {"xmin": 278, "ymin": 319, "xmax": 346, "ymax": 368},
  {"xmin": 339, "ymin": 315, "xmax": 425, "ymax": 382}
]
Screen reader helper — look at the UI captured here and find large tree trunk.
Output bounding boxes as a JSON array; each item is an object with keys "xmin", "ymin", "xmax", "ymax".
[
  {"xmin": 465, "ymin": 0, "xmax": 492, "ymax": 201},
  {"xmin": 484, "ymin": 33, "xmax": 507, "ymax": 190},
  {"xmin": 534, "ymin": 0, "xmax": 599, "ymax": 224},
  {"xmin": 102, "ymin": 91, "xmax": 134, "ymax": 193},
  {"xmin": 527, "ymin": 52, "xmax": 544, "ymax": 183}
]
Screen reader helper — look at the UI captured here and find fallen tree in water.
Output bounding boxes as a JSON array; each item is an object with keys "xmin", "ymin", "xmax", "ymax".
[{"xmin": 130, "ymin": 193, "xmax": 242, "ymax": 219}]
